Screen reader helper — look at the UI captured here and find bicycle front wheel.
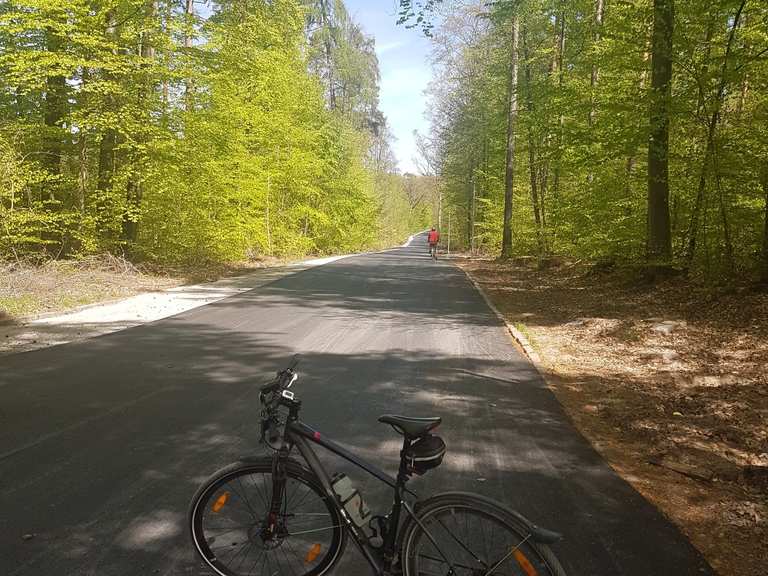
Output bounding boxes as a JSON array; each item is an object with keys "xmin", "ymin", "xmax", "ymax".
[
  {"xmin": 401, "ymin": 492, "xmax": 566, "ymax": 576},
  {"xmin": 189, "ymin": 458, "xmax": 346, "ymax": 576}
]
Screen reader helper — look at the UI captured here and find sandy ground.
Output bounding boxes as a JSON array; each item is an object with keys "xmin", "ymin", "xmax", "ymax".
[{"xmin": 0, "ymin": 255, "xmax": 350, "ymax": 356}]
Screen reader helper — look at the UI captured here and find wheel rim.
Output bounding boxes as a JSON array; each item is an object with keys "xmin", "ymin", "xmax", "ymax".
[
  {"xmin": 192, "ymin": 468, "xmax": 342, "ymax": 576},
  {"xmin": 407, "ymin": 504, "xmax": 553, "ymax": 576}
]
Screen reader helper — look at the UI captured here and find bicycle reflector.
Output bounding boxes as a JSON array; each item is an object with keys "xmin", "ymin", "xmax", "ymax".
[
  {"xmin": 513, "ymin": 548, "xmax": 538, "ymax": 576},
  {"xmin": 212, "ymin": 492, "xmax": 229, "ymax": 513},
  {"xmin": 305, "ymin": 543, "xmax": 321, "ymax": 563}
]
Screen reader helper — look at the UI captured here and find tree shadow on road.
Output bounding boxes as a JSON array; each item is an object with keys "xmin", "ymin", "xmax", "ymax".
[{"xmin": 0, "ymin": 314, "xmax": 712, "ymax": 575}]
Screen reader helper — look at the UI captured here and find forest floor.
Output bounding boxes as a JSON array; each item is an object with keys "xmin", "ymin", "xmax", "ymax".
[{"xmin": 458, "ymin": 257, "xmax": 767, "ymax": 576}]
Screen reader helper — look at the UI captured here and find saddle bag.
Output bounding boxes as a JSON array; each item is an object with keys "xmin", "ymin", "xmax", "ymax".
[{"xmin": 405, "ymin": 435, "xmax": 446, "ymax": 475}]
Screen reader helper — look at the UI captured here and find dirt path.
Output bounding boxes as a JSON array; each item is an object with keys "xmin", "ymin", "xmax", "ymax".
[{"xmin": 458, "ymin": 257, "xmax": 767, "ymax": 576}]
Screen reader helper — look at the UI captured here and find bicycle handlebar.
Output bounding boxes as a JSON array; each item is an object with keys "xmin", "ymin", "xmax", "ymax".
[
  {"xmin": 259, "ymin": 356, "xmax": 302, "ymax": 446},
  {"xmin": 260, "ymin": 355, "xmax": 301, "ymax": 394}
]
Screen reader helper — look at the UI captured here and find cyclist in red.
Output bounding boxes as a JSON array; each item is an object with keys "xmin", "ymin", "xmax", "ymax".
[{"xmin": 427, "ymin": 227, "xmax": 440, "ymax": 258}]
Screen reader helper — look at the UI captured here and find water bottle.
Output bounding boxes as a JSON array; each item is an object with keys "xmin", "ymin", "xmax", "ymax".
[{"xmin": 331, "ymin": 473, "xmax": 371, "ymax": 534}]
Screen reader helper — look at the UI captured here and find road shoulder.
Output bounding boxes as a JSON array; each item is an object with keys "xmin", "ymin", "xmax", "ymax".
[{"xmin": 0, "ymin": 255, "xmax": 351, "ymax": 356}]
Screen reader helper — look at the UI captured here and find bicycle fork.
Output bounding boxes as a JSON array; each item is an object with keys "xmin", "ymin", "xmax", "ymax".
[{"xmin": 264, "ymin": 448, "xmax": 289, "ymax": 540}]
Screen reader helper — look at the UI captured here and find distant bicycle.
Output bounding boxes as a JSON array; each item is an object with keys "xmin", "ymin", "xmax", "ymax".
[
  {"xmin": 189, "ymin": 357, "xmax": 567, "ymax": 576},
  {"xmin": 429, "ymin": 243, "xmax": 438, "ymax": 260}
]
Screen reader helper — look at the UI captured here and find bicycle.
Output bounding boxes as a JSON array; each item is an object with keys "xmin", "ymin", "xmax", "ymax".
[
  {"xmin": 429, "ymin": 243, "xmax": 438, "ymax": 260},
  {"xmin": 189, "ymin": 357, "xmax": 567, "ymax": 576}
]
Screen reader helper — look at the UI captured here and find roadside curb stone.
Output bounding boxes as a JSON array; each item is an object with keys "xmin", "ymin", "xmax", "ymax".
[{"xmin": 457, "ymin": 266, "xmax": 542, "ymax": 364}]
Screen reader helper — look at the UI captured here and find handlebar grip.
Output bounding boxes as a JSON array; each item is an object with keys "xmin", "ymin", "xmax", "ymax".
[{"xmin": 260, "ymin": 357, "xmax": 300, "ymax": 396}]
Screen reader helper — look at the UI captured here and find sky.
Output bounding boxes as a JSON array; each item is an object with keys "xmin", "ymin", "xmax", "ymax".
[{"xmin": 344, "ymin": 0, "xmax": 433, "ymax": 174}]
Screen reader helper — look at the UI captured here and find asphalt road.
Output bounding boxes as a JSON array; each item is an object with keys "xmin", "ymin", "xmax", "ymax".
[{"xmin": 0, "ymin": 234, "xmax": 713, "ymax": 576}]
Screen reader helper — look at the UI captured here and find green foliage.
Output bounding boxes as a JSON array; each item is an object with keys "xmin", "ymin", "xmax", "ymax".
[
  {"xmin": 0, "ymin": 0, "xmax": 412, "ymax": 265},
  {"xmin": 422, "ymin": 0, "xmax": 768, "ymax": 278}
]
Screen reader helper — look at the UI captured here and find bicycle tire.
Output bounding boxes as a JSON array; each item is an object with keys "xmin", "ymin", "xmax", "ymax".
[
  {"xmin": 189, "ymin": 458, "xmax": 346, "ymax": 576},
  {"xmin": 400, "ymin": 492, "xmax": 566, "ymax": 576}
]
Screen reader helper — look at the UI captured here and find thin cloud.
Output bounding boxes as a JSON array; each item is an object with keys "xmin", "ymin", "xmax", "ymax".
[{"xmin": 376, "ymin": 40, "xmax": 406, "ymax": 55}]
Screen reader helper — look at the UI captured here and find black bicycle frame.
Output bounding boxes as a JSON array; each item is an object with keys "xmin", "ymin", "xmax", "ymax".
[{"xmin": 283, "ymin": 419, "xmax": 417, "ymax": 575}]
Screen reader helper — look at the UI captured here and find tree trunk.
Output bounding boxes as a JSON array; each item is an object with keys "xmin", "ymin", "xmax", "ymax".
[
  {"xmin": 761, "ymin": 165, "xmax": 768, "ymax": 283},
  {"xmin": 685, "ymin": 0, "xmax": 747, "ymax": 267},
  {"xmin": 552, "ymin": 5, "xmax": 566, "ymax": 198},
  {"xmin": 123, "ymin": 0, "xmax": 157, "ymax": 243},
  {"xmin": 501, "ymin": 15, "xmax": 519, "ymax": 259},
  {"xmin": 538, "ymin": 163, "xmax": 549, "ymax": 231},
  {"xmin": 713, "ymin": 153, "xmax": 734, "ymax": 272},
  {"xmin": 466, "ymin": 163, "xmax": 474, "ymax": 248},
  {"xmin": 97, "ymin": 130, "xmax": 116, "ymax": 193},
  {"xmin": 696, "ymin": 13, "xmax": 716, "ymax": 118},
  {"xmin": 319, "ymin": 0, "xmax": 336, "ymax": 109},
  {"xmin": 184, "ymin": 0, "xmax": 195, "ymax": 110},
  {"xmin": 522, "ymin": 26, "xmax": 543, "ymax": 255},
  {"xmin": 588, "ymin": 0, "xmax": 604, "ymax": 128},
  {"xmin": 736, "ymin": 13, "xmax": 749, "ymax": 115},
  {"xmin": 646, "ymin": 0, "xmax": 674, "ymax": 261},
  {"xmin": 95, "ymin": 10, "xmax": 118, "ymax": 239},
  {"xmin": 77, "ymin": 133, "xmax": 87, "ymax": 213},
  {"xmin": 684, "ymin": 13, "xmax": 716, "ymax": 262},
  {"xmin": 624, "ymin": 48, "xmax": 650, "ymax": 197},
  {"xmin": 469, "ymin": 168, "xmax": 477, "ymax": 254},
  {"xmin": 43, "ymin": 29, "xmax": 67, "ymax": 198}
]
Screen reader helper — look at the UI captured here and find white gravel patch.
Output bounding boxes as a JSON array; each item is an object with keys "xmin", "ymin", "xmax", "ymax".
[{"xmin": 1, "ymin": 255, "xmax": 353, "ymax": 356}]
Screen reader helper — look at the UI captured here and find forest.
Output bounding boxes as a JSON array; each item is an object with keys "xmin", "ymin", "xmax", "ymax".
[
  {"xmin": 2, "ymin": 0, "xmax": 768, "ymax": 282},
  {"xmin": 0, "ymin": 0, "xmax": 435, "ymax": 265},
  {"xmin": 405, "ymin": 0, "xmax": 768, "ymax": 281}
]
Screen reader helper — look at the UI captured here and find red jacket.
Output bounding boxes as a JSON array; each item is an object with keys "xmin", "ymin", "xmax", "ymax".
[{"xmin": 428, "ymin": 230, "xmax": 439, "ymax": 244}]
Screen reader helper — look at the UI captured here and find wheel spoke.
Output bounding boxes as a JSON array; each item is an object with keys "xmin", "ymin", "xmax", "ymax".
[
  {"xmin": 407, "ymin": 502, "xmax": 557, "ymax": 576},
  {"xmin": 249, "ymin": 473, "xmax": 269, "ymax": 511},
  {"xmin": 434, "ymin": 513, "xmax": 486, "ymax": 567},
  {"xmin": 417, "ymin": 553, "xmax": 481, "ymax": 571},
  {"xmin": 284, "ymin": 538, "xmax": 308, "ymax": 573},
  {"xmin": 288, "ymin": 524, "xmax": 341, "ymax": 536},
  {"xmin": 279, "ymin": 542, "xmax": 300, "ymax": 576},
  {"xmin": 246, "ymin": 549, "xmax": 265, "ymax": 576},
  {"xmin": 237, "ymin": 476, "xmax": 260, "ymax": 518},
  {"xmin": 191, "ymin": 464, "xmax": 342, "ymax": 576}
]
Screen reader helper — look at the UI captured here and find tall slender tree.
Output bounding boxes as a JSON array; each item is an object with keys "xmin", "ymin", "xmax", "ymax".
[
  {"xmin": 646, "ymin": 0, "xmax": 673, "ymax": 261},
  {"xmin": 501, "ymin": 13, "xmax": 519, "ymax": 259}
]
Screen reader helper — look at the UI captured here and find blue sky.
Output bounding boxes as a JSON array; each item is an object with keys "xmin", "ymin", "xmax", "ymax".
[{"xmin": 344, "ymin": 0, "xmax": 433, "ymax": 173}]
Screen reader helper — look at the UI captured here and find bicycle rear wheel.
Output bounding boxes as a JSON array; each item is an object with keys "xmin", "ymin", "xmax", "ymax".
[
  {"xmin": 189, "ymin": 458, "xmax": 346, "ymax": 576},
  {"xmin": 401, "ymin": 492, "xmax": 566, "ymax": 576}
]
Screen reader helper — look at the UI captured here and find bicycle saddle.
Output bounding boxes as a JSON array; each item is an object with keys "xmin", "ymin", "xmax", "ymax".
[{"xmin": 378, "ymin": 414, "xmax": 441, "ymax": 438}]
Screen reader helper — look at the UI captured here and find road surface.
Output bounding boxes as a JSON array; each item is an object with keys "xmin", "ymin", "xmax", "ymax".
[{"xmin": 0, "ymin": 234, "xmax": 713, "ymax": 575}]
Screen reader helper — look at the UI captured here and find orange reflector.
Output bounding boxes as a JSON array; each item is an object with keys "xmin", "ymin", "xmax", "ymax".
[
  {"xmin": 212, "ymin": 492, "xmax": 229, "ymax": 513},
  {"xmin": 305, "ymin": 543, "xmax": 321, "ymax": 563},
  {"xmin": 513, "ymin": 548, "xmax": 538, "ymax": 576}
]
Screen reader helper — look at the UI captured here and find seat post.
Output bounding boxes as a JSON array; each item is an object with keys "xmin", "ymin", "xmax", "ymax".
[
  {"xmin": 383, "ymin": 435, "xmax": 411, "ymax": 562},
  {"xmin": 397, "ymin": 435, "xmax": 412, "ymax": 484}
]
